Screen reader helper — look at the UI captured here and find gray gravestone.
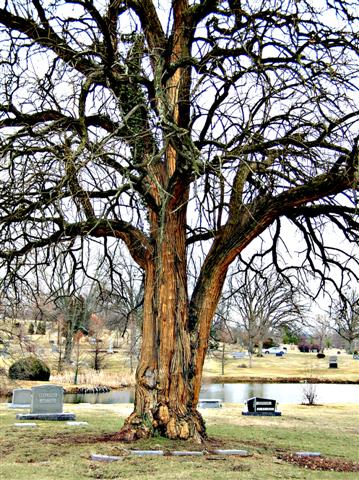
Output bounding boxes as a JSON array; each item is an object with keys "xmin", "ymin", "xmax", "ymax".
[
  {"xmin": 9, "ymin": 388, "xmax": 32, "ymax": 408},
  {"xmin": 31, "ymin": 384, "xmax": 63, "ymax": 413},
  {"xmin": 16, "ymin": 385, "xmax": 75, "ymax": 421}
]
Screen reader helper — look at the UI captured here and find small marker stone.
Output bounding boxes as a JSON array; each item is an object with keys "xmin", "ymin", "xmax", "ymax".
[
  {"xmin": 295, "ymin": 452, "xmax": 321, "ymax": 457},
  {"xmin": 66, "ymin": 421, "xmax": 89, "ymax": 426},
  {"xmin": 129, "ymin": 450, "xmax": 164, "ymax": 456},
  {"xmin": 14, "ymin": 423, "xmax": 37, "ymax": 427},
  {"xmin": 91, "ymin": 454, "xmax": 123, "ymax": 462},
  {"xmin": 211, "ymin": 449, "xmax": 249, "ymax": 456},
  {"xmin": 171, "ymin": 451, "xmax": 204, "ymax": 456}
]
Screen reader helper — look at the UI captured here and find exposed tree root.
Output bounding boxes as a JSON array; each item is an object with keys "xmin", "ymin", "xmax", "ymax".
[{"xmin": 117, "ymin": 407, "xmax": 207, "ymax": 443}]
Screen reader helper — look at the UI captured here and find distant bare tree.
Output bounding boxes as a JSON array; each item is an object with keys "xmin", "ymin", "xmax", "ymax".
[
  {"xmin": 331, "ymin": 290, "xmax": 359, "ymax": 353},
  {"xmin": 310, "ymin": 314, "xmax": 333, "ymax": 352},
  {"xmin": 227, "ymin": 262, "xmax": 307, "ymax": 357},
  {"xmin": 211, "ymin": 297, "xmax": 235, "ymax": 375},
  {"xmin": 88, "ymin": 313, "xmax": 107, "ymax": 371},
  {"xmin": 100, "ymin": 254, "xmax": 144, "ymax": 373}
]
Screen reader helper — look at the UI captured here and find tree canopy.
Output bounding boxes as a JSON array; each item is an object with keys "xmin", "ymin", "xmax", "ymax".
[{"xmin": 0, "ymin": 0, "xmax": 358, "ymax": 441}]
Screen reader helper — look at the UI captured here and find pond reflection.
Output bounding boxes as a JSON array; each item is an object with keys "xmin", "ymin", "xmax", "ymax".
[{"xmin": 63, "ymin": 383, "xmax": 359, "ymax": 405}]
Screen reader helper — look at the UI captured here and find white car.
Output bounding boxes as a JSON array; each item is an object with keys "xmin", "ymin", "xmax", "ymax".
[{"xmin": 263, "ymin": 346, "xmax": 286, "ymax": 355}]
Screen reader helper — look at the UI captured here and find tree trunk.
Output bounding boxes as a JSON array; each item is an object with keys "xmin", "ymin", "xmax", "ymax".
[
  {"xmin": 248, "ymin": 342, "xmax": 253, "ymax": 369},
  {"xmin": 257, "ymin": 340, "xmax": 263, "ymax": 357},
  {"xmin": 64, "ymin": 329, "xmax": 73, "ymax": 363},
  {"xmin": 129, "ymin": 312, "xmax": 136, "ymax": 374},
  {"xmin": 118, "ymin": 204, "xmax": 206, "ymax": 442},
  {"xmin": 221, "ymin": 342, "xmax": 225, "ymax": 376}
]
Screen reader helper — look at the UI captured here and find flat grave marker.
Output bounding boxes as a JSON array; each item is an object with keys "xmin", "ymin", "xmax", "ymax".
[
  {"xmin": 172, "ymin": 451, "xmax": 204, "ymax": 456},
  {"xmin": 129, "ymin": 450, "xmax": 164, "ymax": 456},
  {"xmin": 211, "ymin": 449, "xmax": 250, "ymax": 456},
  {"xmin": 296, "ymin": 452, "xmax": 321, "ymax": 457},
  {"xmin": 13, "ymin": 423, "xmax": 37, "ymax": 428},
  {"xmin": 91, "ymin": 454, "xmax": 123, "ymax": 462}
]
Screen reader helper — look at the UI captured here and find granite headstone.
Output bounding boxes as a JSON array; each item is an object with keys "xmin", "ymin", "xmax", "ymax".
[
  {"xmin": 242, "ymin": 397, "xmax": 281, "ymax": 416},
  {"xmin": 16, "ymin": 385, "xmax": 75, "ymax": 421},
  {"xmin": 31, "ymin": 384, "xmax": 63, "ymax": 413},
  {"xmin": 9, "ymin": 388, "xmax": 32, "ymax": 408},
  {"xmin": 329, "ymin": 356, "xmax": 338, "ymax": 368}
]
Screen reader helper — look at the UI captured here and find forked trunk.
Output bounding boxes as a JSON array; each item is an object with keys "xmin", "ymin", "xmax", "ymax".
[{"xmin": 117, "ymin": 0, "xmax": 225, "ymax": 440}]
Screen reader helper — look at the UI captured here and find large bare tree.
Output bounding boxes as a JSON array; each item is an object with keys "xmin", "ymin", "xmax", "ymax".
[{"xmin": 0, "ymin": 0, "xmax": 358, "ymax": 441}]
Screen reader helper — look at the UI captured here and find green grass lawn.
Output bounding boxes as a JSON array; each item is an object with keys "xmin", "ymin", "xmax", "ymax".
[{"xmin": 1, "ymin": 403, "xmax": 358, "ymax": 480}]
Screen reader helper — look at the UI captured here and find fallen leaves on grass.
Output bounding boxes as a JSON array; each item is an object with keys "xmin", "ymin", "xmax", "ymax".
[{"xmin": 278, "ymin": 453, "xmax": 359, "ymax": 472}]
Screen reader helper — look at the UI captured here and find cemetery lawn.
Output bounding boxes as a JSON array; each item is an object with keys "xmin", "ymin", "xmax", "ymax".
[
  {"xmin": 1, "ymin": 329, "xmax": 358, "ymax": 394},
  {"xmin": 1, "ymin": 403, "xmax": 359, "ymax": 480},
  {"xmin": 3, "ymin": 350, "xmax": 358, "ymax": 399},
  {"xmin": 202, "ymin": 350, "xmax": 359, "ymax": 384}
]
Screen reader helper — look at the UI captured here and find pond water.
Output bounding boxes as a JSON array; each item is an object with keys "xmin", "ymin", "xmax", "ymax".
[{"xmin": 63, "ymin": 383, "xmax": 359, "ymax": 405}]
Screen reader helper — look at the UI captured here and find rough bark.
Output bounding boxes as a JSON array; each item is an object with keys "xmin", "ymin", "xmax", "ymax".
[{"xmin": 117, "ymin": 194, "xmax": 206, "ymax": 442}]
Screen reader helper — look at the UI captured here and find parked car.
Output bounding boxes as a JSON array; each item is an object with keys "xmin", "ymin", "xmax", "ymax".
[{"xmin": 263, "ymin": 346, "xmax": 286, "ymax": 355}]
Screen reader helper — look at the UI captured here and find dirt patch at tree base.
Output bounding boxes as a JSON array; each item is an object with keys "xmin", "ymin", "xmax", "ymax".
[
  {"xmin": 39, "ymin": 432, "xmax": 230, "ymax": 450},
  {"xmin": 278, "ymin": 453, "xmax": 359, "ymax": 472}
]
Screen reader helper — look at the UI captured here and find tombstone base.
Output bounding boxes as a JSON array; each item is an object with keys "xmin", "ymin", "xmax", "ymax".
[
  {"xmin": 16, "ymin": 413, "xmax": 76, "ymax": 421},
  {"xmin": 198, "ymin": 399, "xmax": 222, "ymax": 408},
  {"xmin": 242, "ymin": 411, "xmax": 282, "ymax": 416}
]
